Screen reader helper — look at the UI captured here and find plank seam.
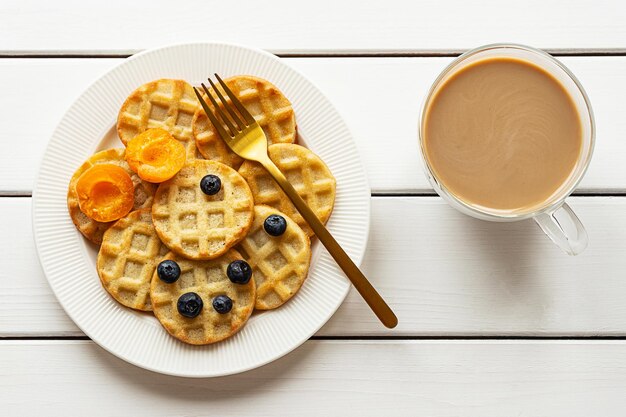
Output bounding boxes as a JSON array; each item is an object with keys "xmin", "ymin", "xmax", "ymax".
[
  {"xmin": 4, "ymin": 335, "xmax": 626, "ymax": 341},
  {"xmin": 3, "ymin": 193, "xmax": 626, "ymax": 198},
  {"xmin": 1, "ymin": 50, "xmax": 626, "ymax": 59},
  {"xmin": 370, "ymin": 192, "xmax": 626, "ymax": 198}
]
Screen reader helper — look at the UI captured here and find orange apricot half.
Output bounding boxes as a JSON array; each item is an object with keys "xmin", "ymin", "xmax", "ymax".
[
  {"xmin": 76, "ymin": 164, "xmax": 135, "ymax": 222},
  {"xmin": 125, "ymin": 128, "xmax": 186, "ymax": 183}
]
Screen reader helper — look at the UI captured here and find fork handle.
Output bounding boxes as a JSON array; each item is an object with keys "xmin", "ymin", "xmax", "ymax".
[{"xmin": 259, "ymin": 158, "xmax": 398, "ymax": 329}]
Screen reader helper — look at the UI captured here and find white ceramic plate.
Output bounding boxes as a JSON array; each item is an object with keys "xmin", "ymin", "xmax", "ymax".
[{"xmin": 32, "ymin": 42, "xmax": 370, "ymax": 377}]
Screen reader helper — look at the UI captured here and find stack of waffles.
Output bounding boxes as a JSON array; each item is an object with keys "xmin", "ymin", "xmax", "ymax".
[{"xmin": 67, "ymin": 76, "xmax": 336, "ymax": 345}]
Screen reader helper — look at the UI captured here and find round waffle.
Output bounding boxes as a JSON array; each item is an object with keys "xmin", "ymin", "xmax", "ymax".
[
  {"xmin": 238, "ymin": 144, "xmax": 336, "ymax": 236},
  {"xmin": 192, "ymin": 75, "xmax": 296, "ymax": 168},
  {"xmin": 67, "ymin": 148, "xmax": 157, "ymax": 245},
  {"xmin": 237, "ymin": 205, "xmax": 311, "ymax": 310},
  {"xmin": 150, "ymin": 250, "xmax": 256, "ymax": 345},
  {"xmin": 96, "ymin": 208, "xmax": 168, "ymax": 311},
  {"xmin": 152, "ymin": 159, "xmax": 254, "ymax": 260},
  {"xmin": 117, "ymin": 79, "xmax": 200, "ymax": 159}
]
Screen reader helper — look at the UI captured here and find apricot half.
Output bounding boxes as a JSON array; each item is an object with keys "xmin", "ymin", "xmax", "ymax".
[
  {"xmin": 125, "ymin": 128, "xmax": 186, "ymax": 183},
  {"xmin": 76, "ymin": 164, "xmax": 135, "ymax": 222}
]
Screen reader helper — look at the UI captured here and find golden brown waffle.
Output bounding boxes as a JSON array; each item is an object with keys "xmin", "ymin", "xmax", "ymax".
[
  {"xmin": 238, "ymin": 144, "xmax": 336, "ymax": 236},
  {"xmin": 192, "ymin": 75, "xmax": 296, "ymax": 168},
  {"xmin": 152, "ymin": 159, "xmax": 254, "ymax": 260},
  {"xmin": 191, "ymin": 106, "xmax": 243, "ymax": 169},
  {"xmin": 67, "ymin": 148, "xmax": 157, "ymax": 245},
  {"xmin": 117, "ymin": 79, "xmax": 200, "ymax": 159},
  {"xmin": 150, "ymin": 250, "xmax": 256, "ymax": 345},
  {"xmin": 96, "ymin": 209, "xmax": 168, "ymax": 311},
  {"xmin": 237, "ymin": 205, "xmax": 311, "ymax": 310}
]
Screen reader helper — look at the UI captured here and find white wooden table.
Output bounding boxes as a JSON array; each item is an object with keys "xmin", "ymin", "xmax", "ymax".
[{"xmin": 3, "ymin": 1, "xmax": 626, "ymax": 415}]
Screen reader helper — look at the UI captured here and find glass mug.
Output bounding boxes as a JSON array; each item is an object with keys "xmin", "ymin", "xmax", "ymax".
[{"xmin": 418, "ymin": 44, "xmax": 595, "ymax": 255}]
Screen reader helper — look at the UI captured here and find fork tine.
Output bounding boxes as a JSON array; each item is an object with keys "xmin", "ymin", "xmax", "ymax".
[
  {"xmin": 215, "ymin": 73, "xmax": 256, "ymax": 125},
  {"xmin": 201, "ymin": 83, "xmax": 238, "ymax": 136},
  {"xmin": 207, "ymin": 78, "xmax": 245, "ymax": 131},
  {"xmin": 193, "ymin": 87, "xmax": 233, "ymax": 140}
]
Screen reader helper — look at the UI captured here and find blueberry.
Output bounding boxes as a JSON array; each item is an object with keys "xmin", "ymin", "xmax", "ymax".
[
  {"xmin": 177, "ymin": 292, "xmax": 203, "ymax": 318},
  {"xmin": 200, "ymin": 174, "xmax": 221, "ymax": 195},
  {"xmin": 264, "ymin": 214, "xmax": 287, "ymax": 236},
  {"xmin": 227, "ymin": 260, "xmax": 252, "ymax": 284},
  {"xmin": 212, "ymin": 295, "xmax": 233, "ymax": 314},
  {"xmin": 157, "ymin": 260, "xmax": 181, "ymax": 283}
]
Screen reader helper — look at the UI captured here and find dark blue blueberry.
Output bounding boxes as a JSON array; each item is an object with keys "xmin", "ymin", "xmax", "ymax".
[
  {"xmin": 227, "ymin": 260, "xmax": 252, "ymax": 284},
  {"xmin": 212, "ymin": 295, "xmax": 233, "ymax": 314},
  {"xmin": 264, "ymin": 214, "xmax": 287, "ymax": 236},
  {"xmin": 177, "ymin": 292, "xmax": 203, "ymax": 318},
  {"xmin": 200, "ymin": 174, "xmax": 221, "ymax": 195},
  {"xmin": 157, "ymin": 260, "xmax": 181, "ymax": 283}
]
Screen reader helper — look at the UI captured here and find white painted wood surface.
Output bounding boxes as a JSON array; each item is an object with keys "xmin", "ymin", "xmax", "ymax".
[
  {"xmin": 2, "ymin": 340, "xmax": 626, "ymax": 416},
  {"xmin": 2, "ymin": 57, "xmax": 626, "ymax": 194},
  {"xmin": 4, "ymin": 196, "xmax": 626, "ymax": 337},
  {"xmin": 1, "ymin": 0, "xmax": 625, "ymax": 53},
  {"xmin": 3, "ymin": 1, "xmax": 626, "ymax": 413}
]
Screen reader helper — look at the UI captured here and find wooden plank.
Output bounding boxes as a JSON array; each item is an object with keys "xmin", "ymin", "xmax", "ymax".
[
  {"xmin": 1, "ymin": 1, "xmax": 625, "ymax": 53},
  {"xmin": 2, "ymin": 340, "xmax": 626, "ymax": 416},
  {"xmin": 0, "ymin": 198, "xmax": 77, "ymax": 335},
  {"xmin": 2, "ymin": 56, "xmax": 626, "ymax": 194},
  {"xmin": 5, "ymin": 196, "xmax": 626, "ymax": 337},
  {"xmin": 0, "ymin": 59, "xmax": 118, "ymax": 194}
]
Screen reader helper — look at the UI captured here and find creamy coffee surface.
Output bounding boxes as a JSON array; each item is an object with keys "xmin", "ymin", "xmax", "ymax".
[{"xmin": 423, "ymin": 57, "xmax": 582, "ymax": 212}]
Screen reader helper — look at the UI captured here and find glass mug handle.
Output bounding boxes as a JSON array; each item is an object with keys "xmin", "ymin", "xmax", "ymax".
[{"xmin": 533, "ymin": 203, "xmax": 588, "ymax": 255}]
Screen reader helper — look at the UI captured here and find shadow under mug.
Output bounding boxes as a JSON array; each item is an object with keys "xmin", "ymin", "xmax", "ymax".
[{"xmin": 418, "ymin": 43, "xmax": 595, "ymax": 256}]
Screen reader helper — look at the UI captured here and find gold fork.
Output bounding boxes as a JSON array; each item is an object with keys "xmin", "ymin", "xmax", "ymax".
[{"xmin": 193, "ymin": 74, "xmax": 397, "ymax": 328}]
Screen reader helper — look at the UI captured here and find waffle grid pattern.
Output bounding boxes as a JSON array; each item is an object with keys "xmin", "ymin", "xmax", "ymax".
[
  {"xmin": 193, "ymin": 75, "xmax": 296, "ymax": 166},
  {"xmin": 238, "ymin": 205, "xmax": 311, "ymax": 310},
  {"xmin": 152, "ymin": 160, "xmax": 254, "ymax": 260},
  {"xmin": 67, "ymin": 148, "xmax": 157, "ymax": 244},
  {"xmin": 150, "ymin": 250, "xmax": 256, "ymax": 345},
  {"xmin": 239, "ymin": 144, "xmax": 336, "ymax": 236},
  {"xmin": 97, "ymin": 209, "xmax": 168, "ymax": 311},
  {"xmin": 117, "ymin": 79, "xmax": 200, "ymax": 158}
]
